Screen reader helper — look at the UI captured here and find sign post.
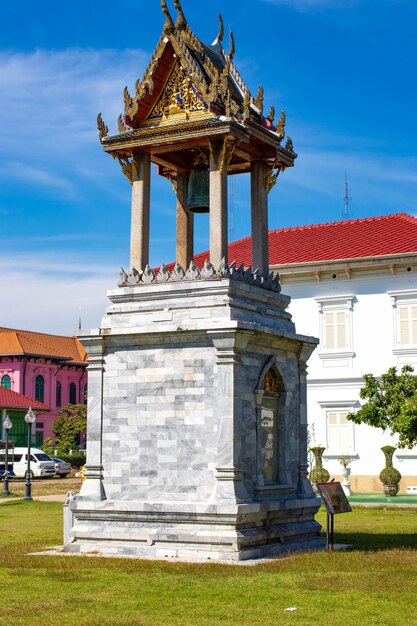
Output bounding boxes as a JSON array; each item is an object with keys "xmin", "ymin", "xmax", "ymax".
[{"xmin": 316, "ymin": 482, "xmax": 352, "ymax": 550}]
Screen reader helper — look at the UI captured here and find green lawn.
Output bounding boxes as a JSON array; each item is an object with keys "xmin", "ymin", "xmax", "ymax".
[{"xmin": 0, "ymin": 502, "xmax": 415, "ymax": 626}]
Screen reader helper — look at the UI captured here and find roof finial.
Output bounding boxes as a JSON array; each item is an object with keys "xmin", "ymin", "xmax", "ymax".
[
  {"xmin": 173, "ymin": 0, "xmax": 187, "ymax": 30},
  {"xmin": 212, "ymin": 14, "xmax": 224, "ymax": 46},
  {"xmin": 161, "ymin": 0, "xmax": 175, "ymax": 34},
  {"xmin": 228, "ymin": 31, "xmax": 235, "ymax": 61}
]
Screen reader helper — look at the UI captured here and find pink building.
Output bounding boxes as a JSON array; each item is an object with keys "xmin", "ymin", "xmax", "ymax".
[{"xmin": 0, "ymin": 327, "xmax": 88, "ymax": 446}]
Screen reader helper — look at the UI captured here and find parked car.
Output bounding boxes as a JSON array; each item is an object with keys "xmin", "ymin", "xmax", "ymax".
[
  {"xmin": 12, "ymin": 448, "xmax": 56, "ymax": 479},
  {"xmin": 53, "ymin": 457, "xmax": 72, "ymax": 478}
]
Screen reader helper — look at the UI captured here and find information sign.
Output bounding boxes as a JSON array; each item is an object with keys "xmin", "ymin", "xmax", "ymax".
[
  {"xmin": 316, "ymin": 481, "xmax": 352, "ymax": 515},
  {"xmin": 316, "ymin": 481, "xmax": 352, "ymax": 550}
]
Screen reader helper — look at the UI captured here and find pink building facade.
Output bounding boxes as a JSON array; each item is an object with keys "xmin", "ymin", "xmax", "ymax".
[{"xmin": 0, "ymin": 328, "xmax": 88, "ymax": 445}]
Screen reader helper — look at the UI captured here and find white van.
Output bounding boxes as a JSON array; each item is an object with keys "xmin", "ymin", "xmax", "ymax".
[{"xmin": 12, "ymin": 448, "xmax": 56, "ymax": 478}]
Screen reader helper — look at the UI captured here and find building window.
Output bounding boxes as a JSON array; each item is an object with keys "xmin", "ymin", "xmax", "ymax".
[
  {"xmin": 69, "ymin": 382, "xmax": 77, "ymax": 404},
  {"xmin": 315, "ymin": 295, "xmax": 355, "ymax": 360},
  {"xmin": 326, "ymin": 410, "xmax": 354, "ymax": 454},
  {"xmin": 323, "ymin": 311, "xmax": 347, "ymax": 350},
  {"xmin": 319, "ymin": 401, "xmax": 356, "ymax": 455},
  {"xmin": 83, "ymin": 383, "xmax": 88, "ymax": 405},
  {"xmin": 397, "ymin": 304, "xmax": 417, "ymax": 347},
  {"xmin": 56, "ymin": 381, "xmax": 62, "ymax": 408},
  {"xmin": 35, "ymin": 375, "xmax": 45, "ymax": 403},
  {"xmin": 389, "ymin": 291, "xmax": 417, "ymax": 353},
  {"xmin": 36, "ymin": 422, "xmax": 44, "ymax": 429},
  {"xmin": 1, "ymin": 375, "xmax": 11, "ymax": 389},
  {"xmin": 260, "ymin": 366, "xmax": 281, "ymax": 484}
]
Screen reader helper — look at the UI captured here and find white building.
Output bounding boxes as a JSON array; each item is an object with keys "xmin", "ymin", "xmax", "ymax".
[{"xmin": 199, "ymin": 212, "xmax": 417, "ymax": 492}]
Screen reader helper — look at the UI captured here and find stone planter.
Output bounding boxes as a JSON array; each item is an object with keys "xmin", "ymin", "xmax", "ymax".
[
  {"xmin": 341, "ymin": 466, "xmax": 352, "ymax": 496},
  {"xmin": 383, "ymin": 483, "xmax": 400, "ymax": 497},
  {"xmin": 309, "ymin": 447, "xmax": 330, "ymax": 485}
]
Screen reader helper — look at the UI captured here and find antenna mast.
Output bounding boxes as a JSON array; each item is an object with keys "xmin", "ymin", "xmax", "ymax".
[{"xmin": 342, "ymin": 170, "xmax": 352, "ymax": 220}]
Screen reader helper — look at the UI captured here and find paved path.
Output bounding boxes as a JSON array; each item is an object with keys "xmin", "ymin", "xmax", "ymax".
[
  {"xmin": 0, "ymin": 494, "xmax": 69, "ymax": 504},
  {"xmin": 34, "ymin": 494, "xmax": 67, "ymax": 502}
]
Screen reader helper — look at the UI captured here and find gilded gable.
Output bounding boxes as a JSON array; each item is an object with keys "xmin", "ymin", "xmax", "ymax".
[{"xmin": 147, "ymin": 62, "xmax": 209, "ymax": 124}]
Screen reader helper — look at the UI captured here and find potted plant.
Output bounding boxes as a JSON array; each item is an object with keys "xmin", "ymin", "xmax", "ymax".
[
  {"xmin": 338, "ymin": 455, "xmax": 355, "ymax": 496},
  {"xmin": 309, "ymin": 446, "xmax": 330, "ymax": 485},
  {"xmin": 379, "ymin": 446, "xmax": 401, "ymax": 496}
]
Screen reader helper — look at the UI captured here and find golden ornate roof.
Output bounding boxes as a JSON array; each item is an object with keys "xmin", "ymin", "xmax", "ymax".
[{"xmin": 97, "ymin": 0, "xmax": 297, "ymax": 182}]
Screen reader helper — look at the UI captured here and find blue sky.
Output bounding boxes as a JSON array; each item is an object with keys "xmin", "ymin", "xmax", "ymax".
[{"xmin": 1, "ymin": 0, "xmax": 416, "ymax": 334}]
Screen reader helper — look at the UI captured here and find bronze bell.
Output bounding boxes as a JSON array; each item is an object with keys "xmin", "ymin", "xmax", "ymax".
[{"xmin": 186, "ymin": 164, "xmax": 210, "ymax": 214}]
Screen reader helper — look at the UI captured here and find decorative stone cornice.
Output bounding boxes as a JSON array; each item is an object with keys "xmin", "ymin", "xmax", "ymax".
[{"xmin": 118, "ymin": 258, "xmax": 282, "ymax": 293}]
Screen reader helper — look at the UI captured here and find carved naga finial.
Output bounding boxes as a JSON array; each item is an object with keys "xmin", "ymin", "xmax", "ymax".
[
  {"xmin": 161, "ymin": 0, "xmax": 175, "ymax": 34},
  {"xmin": 228, "ymin": 31, "xmax": 235, "ymax": 61},
  {"xmin": 212, "ymin": 14, "xmax": 224, "ymax": 46},
  {"xmin": 267, "ymin": 105, "xmax": 275, "ymax": 124},
  {"xmin": 97, "ymin": 113, "xmax": 108, "ymax": 142},
  {"xmin": 254, "ymin": 85, "xmax": 264, "ymax": 114},
  {"xmin": 285, "ymin": 136, "xmax": 294, "ymax": 152},
  {"xmin": 276, "ymin": 110, "xmax": 286, "ymax": 137},
  {"xmin": 173, "ymin": 0, "xmax": 187, "ymax": 30},
  {"xmin": 118, "ymin": 114, "xmax": 127, "ymax": 133}
]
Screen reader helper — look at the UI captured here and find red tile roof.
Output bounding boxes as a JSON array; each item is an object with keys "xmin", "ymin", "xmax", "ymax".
[
  {"xmin": 192, "ymin": 213, "xmax": 417, "ymax": 268},
  {"xmin": 0, "ymin": 328, "xmax": 87, "ymax": 364},
  {"xmin": 0, "ymin": 387, "xmax": 50, "ymax": 411}
]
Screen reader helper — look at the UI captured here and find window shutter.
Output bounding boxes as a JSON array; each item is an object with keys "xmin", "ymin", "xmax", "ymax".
[
  {"xmin": 412, "ymin": 306, "xmax": 417, "ymax": 345},
  {"xmin": 338, "ymin": 412, "xmax": 352, "ymax": 451},
  {"xmin": 327, "ymin": 412, "xmax": 339, "ymax": 450},
  {"xmin": 324, "ymin": 310, "xmax": 347, "ymax": 350},
  {"xmin": 327, "ymin": 411, "xmax": 354, "ymax": 452},
  {"xmin": 336, "ymin": 312, "xmax": 347, "ymax": 348},
  {"xmin": 324, "ymin": 312, "xmax": 335, "ymax": 349}
]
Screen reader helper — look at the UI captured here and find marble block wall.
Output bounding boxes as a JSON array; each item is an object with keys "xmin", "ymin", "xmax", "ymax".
[{"xmin": 66, "ymin": 278, "xmax": 325, "ymax": 560}]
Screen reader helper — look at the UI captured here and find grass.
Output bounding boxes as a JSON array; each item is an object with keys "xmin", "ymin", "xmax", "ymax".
[
  {"xmin": 0, "ymin": 476, "xmax": 82, "ymax": 498},
  {"xmin": 0, "ymin": 503, "xmax": 415, "ymax": 626}
]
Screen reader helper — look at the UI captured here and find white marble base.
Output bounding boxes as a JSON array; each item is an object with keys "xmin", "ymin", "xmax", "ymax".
[{"xmin": 67, "ymin": 278, "xmax": 325, "ymax": 560}]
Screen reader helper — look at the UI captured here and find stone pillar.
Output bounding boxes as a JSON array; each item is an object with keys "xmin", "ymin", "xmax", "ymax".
[
  {"xmin": 130, "ymin": 152, "xmax": 151, "ymax": 272},
  {"xmin": 77, "ymin": 337, "xmax": 106, "ymax": 501},
  {"xmin": 176, "ymin": 172, "xmax": 193, "ymax": 268},
  {"xmin": 297, "ymin": 355, "xmax": 315, "ymax": 497},
  {"xmin": 254, "ymin": 389, "xmax": 265, "ymax": 487},
  {"xmin": 210, "ymin": 331, "xmax": 251, "ymax": 502},
  {"xmin": 251, "ymin": 161, "xmax": 269, "ymax": 274},
  {"xmin": 209, "ymin": 141, "xmax": 228, "ymax": 268}
]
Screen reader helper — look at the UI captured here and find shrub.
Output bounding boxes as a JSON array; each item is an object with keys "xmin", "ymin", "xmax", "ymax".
[
  {"xmin": 379, "ymin": 467, "xmax": 402, "ymax": 485},
  {"xmin": 57, "ymin": 452, "xmax": 86, "ymax": 469},
  {"xmin": 41, "ymin": 437, "xmax": 54, "ymax": 456}
]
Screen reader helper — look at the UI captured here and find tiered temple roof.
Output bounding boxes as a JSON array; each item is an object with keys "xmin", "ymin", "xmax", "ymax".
[{"xmin": 97, "ymin": 0, "xmax": 296, "ymax": 184}]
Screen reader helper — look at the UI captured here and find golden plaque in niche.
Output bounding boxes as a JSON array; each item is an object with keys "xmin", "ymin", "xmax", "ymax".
[{"xmin": 262, "ymin": 367, "xmax": 279, "ymax": 393}]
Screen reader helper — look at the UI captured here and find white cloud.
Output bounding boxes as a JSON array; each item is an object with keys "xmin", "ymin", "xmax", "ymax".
[
  {"xmin": 0, "ymin": 252, "xmax": 115, "ymax": 334},
  {"xmin": 271, "ymin": 144, "xmax": 417, "ymax": 221},
  {"xmin": 0, "ymin": 48, "xmax": 148, "ymax": 196}
]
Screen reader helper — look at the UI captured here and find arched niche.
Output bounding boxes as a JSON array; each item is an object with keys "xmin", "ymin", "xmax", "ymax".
[{"xmin": 254, "ymin": 359, "xmax": 286, "ymax": 486}]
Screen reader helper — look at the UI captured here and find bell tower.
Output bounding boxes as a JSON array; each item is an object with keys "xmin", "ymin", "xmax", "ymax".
[
  {"xmin": 97, "ymin": 0, "xmax": 296, "ymax": 276},
  {"xmin": 68, "ymin": 0, "xmax": 324, "ymax": 561}
]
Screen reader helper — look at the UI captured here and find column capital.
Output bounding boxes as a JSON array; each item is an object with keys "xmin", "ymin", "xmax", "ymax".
[{"xmin": 208, "ymin": 330, "xmax": 252, "ymax": 364}]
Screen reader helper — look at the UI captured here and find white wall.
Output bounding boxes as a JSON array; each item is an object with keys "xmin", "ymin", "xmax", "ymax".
[{"xmin": 283, "ymin": 269, "xmax": 417, "ymax": 485}]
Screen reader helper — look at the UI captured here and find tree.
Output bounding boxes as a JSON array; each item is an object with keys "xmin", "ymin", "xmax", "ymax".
[
  {"xmin": 41, "ymin": 437, "xmax": 54, "ymax": 456},
  {"xmin": 348, "ymin": 365, "xmax": 417, "ymax": 449},
  {"xmin": 52, "ymin": 404, "xmax": 87, "ymax": 454}
]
